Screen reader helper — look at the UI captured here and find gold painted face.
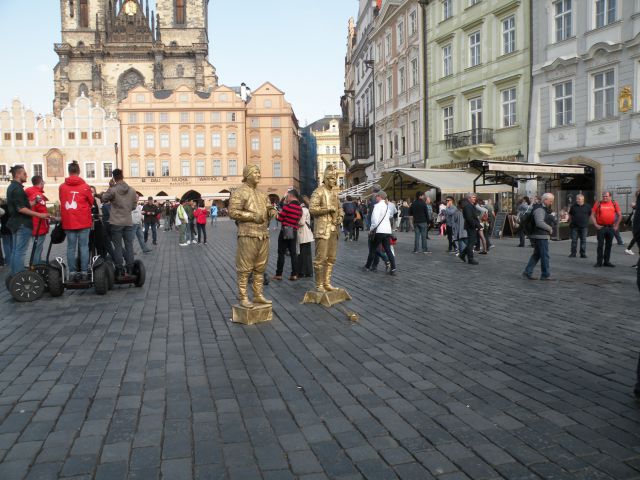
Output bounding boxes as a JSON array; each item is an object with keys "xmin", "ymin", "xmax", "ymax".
[
  {"xmin": 324, "ymin": 172, "xmax": 337, "ymax": 189},
  {"xmin": 245, "ymin": 168, "xmax": 261, "ymax": 187},
  {"xmin": 123, "ymin": 0, "xmax": 138, "ymax": 16}
]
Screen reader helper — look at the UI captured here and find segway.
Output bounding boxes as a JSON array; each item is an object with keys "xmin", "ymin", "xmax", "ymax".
[
  {"xmin": 112, "ymin": 259, "xmax": 146, "ymax": 288},
  {"xmin": 7, "ymin": 219, "xmax": 54, "ymax": 303},
  {"xmin": 47, "ymin": 230, "xmax": 110, "ymax": 296}
]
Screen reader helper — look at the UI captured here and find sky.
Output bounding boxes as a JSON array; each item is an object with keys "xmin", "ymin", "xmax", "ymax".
[{"xmin": 0, "ymin": 0, "xmax": 357, "ymax": 126}]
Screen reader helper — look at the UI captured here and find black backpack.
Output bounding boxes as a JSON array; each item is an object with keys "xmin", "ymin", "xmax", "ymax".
[{"xmin": 520, "ymin": 205, "xmax": 540, "ymax": 236}]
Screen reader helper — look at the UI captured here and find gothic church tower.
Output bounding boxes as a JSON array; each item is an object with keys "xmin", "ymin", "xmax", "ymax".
[{"xmin": 54, "ymin": 0, "xmax": 218, "ymax": 115}]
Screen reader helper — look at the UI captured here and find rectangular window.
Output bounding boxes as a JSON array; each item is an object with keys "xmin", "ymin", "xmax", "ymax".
[
  {"xmin": 443, "ymin": 106, "xmax": 454, "ymax": 137},
  {"xmin": 128, "ymin": 113, "xmax": 137, "ymax": 123},
  {"xmin": 443, "ymin": 0, "xmax": 452, "ymax": 20},
  {"xmin": 68, "ymin": 132, "xmax": 75, "ymax": 140},
  {"xmin": 211, "ymin": 111, "xmax": 221, "ymax": 122},
  {"xmin": 409, "ymin": 10, "xmax": 417, "ymax": 36},
  {"xmin": 180, "ymin": 133, "xmax": 189, "ymax": 148},
  {"xmin": 397, "ymin": 22, "xmax": 404, "ymax": 47},
  {"xmin": 3, "ymin": 133, "xmax": 10, "ymax": 141},
  {"xmin": 377, "ymin": 83, "xmax": 383, "ymax": 106},
  {"xmin": 27, "ymin": 133, "xmax": 34, "ymax": 141},
  {"xmin": 195, "ymin": 112, "xmax": 204, "ymax": 123},
  {"xmin": 595, "ymin": 0, "xmax": 616, "ymax": 28},
  {"xmin": 227, "ymin": 112, "xmax": 236, "ymax": 122},
  {"xmin": 160, "ymin": 133, "xmax": 170, "ymax": 148},
  {"xmin": 92, "ymin": 132, "xmax": 101, "ymax": 140},
  {"xmin": 469, "ymin": 31, "xmax": 481, "ymax": 67},
  {"xmin": 130, "ymin": 133, "xmax": 139, "ymax": 148},
  {"xmin": 196, "ymin": 159, "xmax": 205, "ymax": 176},
  {"xmin": 33, "ymin": 164, "xmax": 43, "ymax": 178},
  {"xmin": 386, "ymin": 75, "xmax": 393, "ymax": 101},
  {"xmin": 195, "ymin": 133, "xmax": 205, "ymax": 148},
  {"xmin": 175, "ymin": 0, "xmax": 186, "ymax": 25},
  {"xmin": 400, "ymin": 126, "xmax": 406, "ymax": 155},
  {"xmin": 145, "ymin": 112, "xmax": 154, "ymax": 123},
  {"xmin": 211, "ymin": 133, "xmax": 221, "ymax": 147},
  {"xmin": 15, "ymin": 133, "xmax": 23, "ymax": 141},
  {"xmin": 250, "ymin": 118, "xmax": 260, "ymax": 128},
  {"xmin": 212, "ymin": 159, "xmax": 221, "ymax": 176},
  {"xmin": 161, "ymin": 160, "xmax": 170, "ymax": 177},
  {"xmin": 273, "ymin": 137, "xmax": 282, "ymax": 151},
  {"xmin": 130, "ymin": 160, "xmax": 139, "ymax": 177},
  {"xmin": 501, "ymin": 88, "xmax": 517, "ymax": 127},
  {"xmin": 385, "ymin": 33, "xmax": 391, "ymax": 57},
  {"xmin": 593, "ymin": 69, "xmax": 615, "ymax": 119},
  {"xmin": 146, "ymin": 160, "xmax": 155, "ymax": 177},
  {"xmin": 0, "ymin": 165, "xmax": 6, "ymax": 177},
  {"xmin": 411, "ymin": 120, "xmax": 419, "ymax": 152},
  {"xmin": 555, "ymin": 0, "xmax": 572, "ymax": 41},
  {"xmin": 502, "ymin": 15, "xmax": 516, "ymax": 54},
  {"xmin": 411, "ymin": 58, "xmax": 419, "ymax": 87},
  {"xmin": 181, "ymin": 160, "xmax": 190, "ymax": 176},
  {"xmin": 228, "ymin": 159, "xmax": 237, "ymax": 176},
  {"xmin": 554, "ymin": 80, "xmax": 573, "ymax": 126},
  {"xmin": 443, "ymin": 44, "xmax": 452, "ymax": 77},
  {"xmin": 399, "ymin": 67, "xmax": 406, "ymax": 93},
  {"xmin": 85, "ymin": 162, "xmax": 95, "ymax": 179},
  {"xmin": 228, "ymin": 132, "xmax": 237, "ymax": 149},
  {"xmin": 180, "ymin": 112, "xmax": 189, "ymax": 123},
  {"xmin": 272, "ymin": 117, "xmax": 281, "ymax": 127},
  {"xmin": 159, "ymin": 112, "xmax": 169, "ymax": 123},
  {"xmin": 273, "ymin": 162, "xmax": 282, "ymax": 177},
  {"xmin": 251, "ymin": 137, "xmax": 260, "ymax": 151},
  {"xmin": 103, "ymin": 162, "xmax": 113, "ymax": 178},
  {"xmin": 145, "ymin": 133, "xmax": 155, "ymax": 148},
  {"xmin": 80, "ymin": 132, "xmax": 88, "ymax": 140}
]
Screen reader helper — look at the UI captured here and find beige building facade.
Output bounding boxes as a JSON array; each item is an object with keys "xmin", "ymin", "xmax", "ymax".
[
  {"xmin": 0, "ymin": 96, "xmax": 120, "ymax": 199},
  {"xmin": 54, "ymin": 0, "xmax": 218, "ymax": 115},
  {"xmin": 118, "ymin": 83, "xmax": 300, "ymax": 199},
  {"xmin": 308, "ymin": 116, "xmax": 346, "ymax": 189}
]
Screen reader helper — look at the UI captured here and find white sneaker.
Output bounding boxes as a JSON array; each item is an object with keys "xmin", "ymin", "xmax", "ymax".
[
  {"xmin": 625, "ymin": 249, "xmax": 635, "ymax": 255},
  {"xmin": 179, "ymin": 243, "xmax": 188, "ymax": 246}
]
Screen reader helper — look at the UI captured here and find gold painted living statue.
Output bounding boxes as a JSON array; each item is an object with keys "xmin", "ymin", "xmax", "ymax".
[
  {"xmin": 228, "ymin": 165, "xmax": 276, "ymax": 323},
  {"xmin": 303, "ymin": 165, "xmax": 352, "ymax": 307}
]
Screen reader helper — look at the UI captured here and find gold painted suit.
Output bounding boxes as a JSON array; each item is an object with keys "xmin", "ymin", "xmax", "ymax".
[
  {"xmin": 228, "ymin": 183, "xmax": 275, "ymax": 305},
  {"xmin": 309, "ymin": 184, "xmax": 344, "ymax": 291}
]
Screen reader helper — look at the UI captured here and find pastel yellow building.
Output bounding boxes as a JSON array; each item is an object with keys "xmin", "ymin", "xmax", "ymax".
[
  {"xmin": 308, "ymin": 116, "xmax": 345, "ymax": 188},
  {"xmin": 117, "ymin": 83, "xmax": 300, "ymax": 199}
]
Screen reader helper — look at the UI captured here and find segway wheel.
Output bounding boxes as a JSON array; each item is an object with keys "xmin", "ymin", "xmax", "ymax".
[
  {"xmin": 105, "ymin": 261, "xmax": 115, "ymax": 290},
  {"xmin": 5, "ymin": 274, "xmax": 12, "ymax": 292},
  {"xmin": 10, "ymin": 271, "xmax": 45, "ymax": 303},
  {"xmin": 93, "ymin": 265, "xmax": 109, "ymax": 295},
  {"xmin": 47, "ymin": 266, "xmax": 64, "ymax": 297},
  {"xmin": 133, "ymin": 260, "xmax": 146, "ymax": 287},
  {"xmin": 34, "ymin": 265, "xmax": 49, "ymax": 292}
]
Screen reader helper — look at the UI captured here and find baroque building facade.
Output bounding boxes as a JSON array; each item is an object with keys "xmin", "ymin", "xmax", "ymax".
[
  {"xmin": 117, "ymin": 83, "xmax": 300, "ymax": 198},
  {"xmin": 425, "ymin": 0, "xmax": 531, "ymax": 169},
  {"xmin": 0, "ymin": 97, "xmax": 120, "ymax": 198},
  {"xmin": 54, "ymin": 0, "xmax": 218, "ymax": 115},
  {"xmin": 529, "ymin": 0, "xmax": 640, "ymax": 209},
  {"xmin": 308, "ymin": 116, "xmax": 345, "ymax": 189}
]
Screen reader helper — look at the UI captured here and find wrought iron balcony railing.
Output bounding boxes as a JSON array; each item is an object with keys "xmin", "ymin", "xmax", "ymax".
[{"xmin": 445, "ymin": 128, "xmax": 495, "ymax": 150}]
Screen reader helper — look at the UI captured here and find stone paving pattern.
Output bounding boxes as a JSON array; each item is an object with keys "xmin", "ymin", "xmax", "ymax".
[{"xmin": 0, "ymin": 220, "xmax": 639, "ymax": 479}]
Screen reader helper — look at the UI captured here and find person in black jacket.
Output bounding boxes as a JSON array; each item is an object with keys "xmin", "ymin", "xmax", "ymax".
[
  {"xmin": 568, "ymin": 194, "xmax": 591, "ymax": 258},
  {"xmin": 460, "ymin": 193, "xmax": 480, "ymax": 265},
  {"xmin": 142, "ymin": 197, "xmax": 160, "ymax": 245},
  {"xmin": 409, "ymin": 192, "xmax": 431, "ymax": 254}
]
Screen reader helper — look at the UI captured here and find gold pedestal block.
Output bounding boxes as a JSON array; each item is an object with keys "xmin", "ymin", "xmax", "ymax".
[
  {"xmin": 302, "ymin": 289, "xmax": 352, "ymax": 307},
  {"xmin": 232, "ymin": 303, "xmax": 273, "ymax": 325}
]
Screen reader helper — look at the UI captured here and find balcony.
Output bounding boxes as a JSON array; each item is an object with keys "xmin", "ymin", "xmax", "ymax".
[{"xmin": 445, "ymin": 128, "xmax": 495, "ymax": 158}]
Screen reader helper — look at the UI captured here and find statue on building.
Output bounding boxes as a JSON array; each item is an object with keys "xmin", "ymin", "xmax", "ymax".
[
  {"xmin": 228, "ymin": 165, "xmax": 277, "ymax": 324},
  {"xmin": 92, "ymin": 64, "xmax": 102, "ymax": 91},
  {"xmin": 153, "ymin": 62, "xmax": 164, "ymax": 90},
  {"xmin": 303, "ymin": 164, "xmax": 351, "ymax": 307}
]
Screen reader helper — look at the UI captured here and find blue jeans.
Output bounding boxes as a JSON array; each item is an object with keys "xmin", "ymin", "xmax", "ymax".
[
  {"xmin": 524, "ymin": 238, "xmax": 550, "ymax": 279},
  {"xmin": 110, "ymin": 225, "xmax": 134, "ymax": 270},
  {"xmin": 185, "ymin": 222, "xmax": 193, "ymax": 243},
  {"xmin": 414, "ymin": 222, "xmax": 428, "ymax": 252},
  {"xmin": 133, "ymin": 224, "xmax": 148, "ymax": 252},
  {"xmin": 1, "ymin": 233, "xmax": 13, "ymax": 265},
  {"xmin": 66, "ymin": 228, "xmax": 90, "ymax": 274},
  {"xmin": 33, "ymin": 235, "xmax": 46, "ymax": 265},
  {"xmin": 144, "ymin": 222, "xmax": 157, "ymax": 244},
  {"xmin": 570, "ymin": 226, "xmax": 587, "ymax": 256},
  {"xmin": 10, "ymin": 225, "xmax": 32, "ymax": 275}
]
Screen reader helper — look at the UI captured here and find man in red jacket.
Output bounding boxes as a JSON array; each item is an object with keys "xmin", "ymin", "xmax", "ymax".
[
  {"xmin": 25, "ymin": 175, "xmax": 49, "ymax": 265},
  {"xmin": 59, "ymin": 161, "xmax": 94, "ymax": 281}
]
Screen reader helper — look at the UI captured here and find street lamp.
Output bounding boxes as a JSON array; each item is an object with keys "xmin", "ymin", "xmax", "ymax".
[
  {"xmin": 114, "ymin": 142, "xmax": 119, "ymax": 170},
  {"xmin": 364, "ymin": 59, "xmax": 376, "ymax": 172}
]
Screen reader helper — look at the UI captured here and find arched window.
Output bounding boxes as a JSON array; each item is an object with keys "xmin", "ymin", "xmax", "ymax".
[
  {"xmin": 175, "ymin": 0, "xmax": 186, "ymax": 25},
  {"xmin": 79, "ymin": 0, "xmax": 89, "ymax": 28},
  {"xmin": 78, "ymin": 83, "xmax": 89, "ymax": 97},
  {"xmin": 325, "ymin": 146, "xmax": 330, "ymax": 154},
  {"xmin": 117, "ymin": 69, "xmax": 145, "ymax": 102},
  {"xmin": 332, "ymin": 146, "xmax": 337, "ymax": 154}
]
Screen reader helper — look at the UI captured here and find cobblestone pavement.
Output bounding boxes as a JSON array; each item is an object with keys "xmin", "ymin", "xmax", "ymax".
[{"xmin": 0, "ymin": 220, "xmax": 639, "ymax": 480}]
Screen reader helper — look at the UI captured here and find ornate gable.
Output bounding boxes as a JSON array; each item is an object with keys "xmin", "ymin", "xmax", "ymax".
[{"xmin": 106, "ymin": 0, "xmax": 154, "ymax": 44}]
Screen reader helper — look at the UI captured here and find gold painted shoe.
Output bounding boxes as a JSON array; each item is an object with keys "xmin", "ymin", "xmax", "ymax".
[
  {"xmin": 253, "ymin": 295, "xmax": 272, "ymax": 305},
  {"xmin": 239, "ymin": 298, "xmax": 254, "ymax": 308},
  {"xmin": 323, "ymin": 283, "xmax": 338, "ymax": 292}
]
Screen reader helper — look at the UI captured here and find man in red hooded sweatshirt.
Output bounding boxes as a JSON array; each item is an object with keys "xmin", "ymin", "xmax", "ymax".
[
  {"xmin": 24, "ymin": 175, "xmax": 49, "ymax": 265},
  {"xmin": 59, "ymin": 161, "xmax": 94, "ymax": 281}
]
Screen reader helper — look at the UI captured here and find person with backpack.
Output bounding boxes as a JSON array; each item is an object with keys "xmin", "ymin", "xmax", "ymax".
[
  {"xmin": 342, "ymin": 196, "xmax": 356, "ymax": 241},
  {"xmin": 591, "ymin": 191, "xmax": 621, "ymax": 268},
  {"xmin": 522, "ymin": 193, "xmax": 556, "ymax": 280},
  {"xmin": 568, "ymin": 194, "xmax": 591, "ymax": 258}
]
